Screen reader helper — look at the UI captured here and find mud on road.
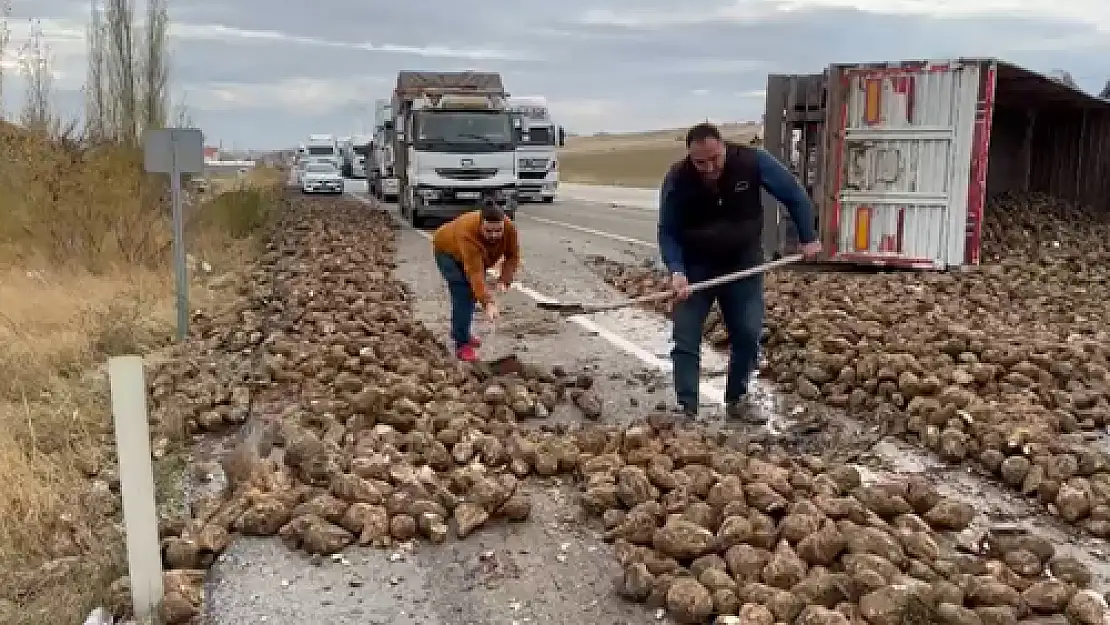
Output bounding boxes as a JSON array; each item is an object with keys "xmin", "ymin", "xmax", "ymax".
[{"xmin": 120, "ymin": 191, "xmax": 1110, "ymax": 625}]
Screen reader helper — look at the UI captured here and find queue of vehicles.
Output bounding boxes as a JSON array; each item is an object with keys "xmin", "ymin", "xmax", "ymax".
[{"xmin": 294, "ymin": 70, "xmax": 566, "ymax": 224}]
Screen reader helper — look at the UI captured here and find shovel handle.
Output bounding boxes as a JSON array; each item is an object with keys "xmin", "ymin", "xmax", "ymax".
[{"xmin": 587, "ymin": 254, "xmax": 804, "ymax": 313}]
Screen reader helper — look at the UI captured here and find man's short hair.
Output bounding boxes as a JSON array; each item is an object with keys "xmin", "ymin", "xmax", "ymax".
[
  {"xmin": 686, "ymin": 122, "xmax": 722, "ymax": 147},
  {"xmin": 480, "ymin": 199, "xmax": 506, "ymax": 222}
]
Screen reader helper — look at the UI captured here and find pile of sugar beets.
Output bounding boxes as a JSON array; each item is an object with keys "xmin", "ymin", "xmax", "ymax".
[
  {"xmin": 588, "ymin": 191, "xmax": 1110, "ymax": 544},
  {"xmin": 98, "ymin": 194, "xmax": 1107, "ymax": 625}
]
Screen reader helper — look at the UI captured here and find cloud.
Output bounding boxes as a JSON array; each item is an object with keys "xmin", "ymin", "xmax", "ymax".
[
  {"xmin": 1, "ymin": 0, "xmax": 1109, "ymax": 149},
  {"xmin": 187, "ymin": 76, "xmax": 393, "ymax": 115},
  {"xmin": 170, "ymin": 23, "xmax": 526, "ymax": 61}
]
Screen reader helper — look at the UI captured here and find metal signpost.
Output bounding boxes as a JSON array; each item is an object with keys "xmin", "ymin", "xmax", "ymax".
[{"xmin": 143, "ymin": 128, "xmax": 204, "ymax": 341}]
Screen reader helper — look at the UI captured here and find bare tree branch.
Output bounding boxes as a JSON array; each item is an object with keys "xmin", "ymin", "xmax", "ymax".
[
  {"xmin": 104, "ymin": 0, "xmax": 136, "ymax": 144},
  {"xmin": 18, "ymin": 19, "xmax": 56, "ymax": 134},
  {"xmin": 0, "ymin": 0, "xmax": 12, "ymax": 117},
  {"xmin": 140, "ymin": 0, "xmax": 169, "ymax": 134},
  {"xmin": 85, "ymin": 0, "xmax": 108, "ymax": 142}
]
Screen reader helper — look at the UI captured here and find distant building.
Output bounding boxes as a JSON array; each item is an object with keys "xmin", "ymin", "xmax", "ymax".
[{"xmin": 203, "ymin": 146, "xmax": 219, "ymax": 161}]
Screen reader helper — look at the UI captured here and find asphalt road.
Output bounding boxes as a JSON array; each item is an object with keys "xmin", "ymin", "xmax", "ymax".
[{"xmin": 344, "ymin": 179, "xmax": 662, "ymax": 252}]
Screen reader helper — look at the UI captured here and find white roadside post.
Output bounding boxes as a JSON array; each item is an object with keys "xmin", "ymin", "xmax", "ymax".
[
  {"xmin": 108, "ymin": 355, "xmax": 163, "ymax": 622},
  {"xmin": 143, "ymin": 128, "xmax": 205, "ymax": 341}
]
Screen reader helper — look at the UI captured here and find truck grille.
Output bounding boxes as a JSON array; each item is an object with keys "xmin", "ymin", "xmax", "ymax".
[
  {"xmin": 435, "ymin": 167, "xmax": 497, "ymax": 180},
  {"xmin": 519, "ymin": 171, "xmax": 547, "ymax": 180}
]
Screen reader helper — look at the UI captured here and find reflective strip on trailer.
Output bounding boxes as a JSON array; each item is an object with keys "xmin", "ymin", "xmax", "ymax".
[
  {"xmin": 863, "ymin": 80, "xmax": 883, "ymax": 125},
  {"xmin": 854, "ymin": 206, "xmax": 872, "ymax": 251}
]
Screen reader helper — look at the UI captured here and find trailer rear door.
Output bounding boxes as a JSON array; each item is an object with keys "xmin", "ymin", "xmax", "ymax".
[{"xmin": 825, "ymin": 61, "xmax": 982, "ymax": 268}]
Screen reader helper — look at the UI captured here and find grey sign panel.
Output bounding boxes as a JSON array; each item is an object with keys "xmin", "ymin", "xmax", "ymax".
[{"xmin": 143, "ymin": 128, "xmax": 204, "ymax": 174}]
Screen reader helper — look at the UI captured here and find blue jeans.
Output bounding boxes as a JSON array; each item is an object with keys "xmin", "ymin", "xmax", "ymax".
[
  {"xmin": 671, "ymin": 266, "xmax": 764, "ymax": 409},
  {"xmin": 434, "ymin": 251, "xmax": 474, "ymax": 348}
]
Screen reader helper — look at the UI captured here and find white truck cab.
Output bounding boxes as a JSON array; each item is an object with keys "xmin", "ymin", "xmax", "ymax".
[
  {"xmin": 305, "ymin": 134, "xmax": 341, "ymax": 170},
  {"xmin": 508, "ymin": 96, "xmax": 563, "ymax": 203}
]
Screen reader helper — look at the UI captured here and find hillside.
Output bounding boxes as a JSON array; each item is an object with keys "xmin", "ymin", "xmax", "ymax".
[{"xmin": 559, "ymin": 122, "xmax": 761, "ymax": 188}]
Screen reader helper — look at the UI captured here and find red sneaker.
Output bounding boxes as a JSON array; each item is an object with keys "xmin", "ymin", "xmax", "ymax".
[
  {"xmin": 455, "ymin": 344, "xmax": 479, "ymax": 362},
  {"xmin": 467, "ymin": 336, "xmax": 482, "ymax": 348}
]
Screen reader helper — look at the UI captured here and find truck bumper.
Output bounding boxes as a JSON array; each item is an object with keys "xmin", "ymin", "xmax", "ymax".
[
  {"xmin": 413, "ymin": 186, "xmax": 518, "ymax": 219},
  {"xmin": 302, "ymin": 180, "xmax": 344, "ymax": 193},
  {"xmin": 517, "ymin": 181, "xmax": 557, "ymax": 202}
]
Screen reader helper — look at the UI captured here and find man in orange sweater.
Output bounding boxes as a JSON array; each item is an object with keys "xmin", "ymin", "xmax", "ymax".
[{"xmin": 431, "ymin": 199, "xmax": 521, "ymax": 362}]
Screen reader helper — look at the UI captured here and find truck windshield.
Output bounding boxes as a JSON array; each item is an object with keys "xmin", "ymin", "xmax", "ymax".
[
  {"xmin": 307, "ymin": 146, "xmax": 335, "ymax": 155},
  {"xmin": 415, "ymin": 112, "xmax": 512, "ymax": 152},
  {"xmin": 513, "ymin": 124, "xmax": 554, "ymax": 147}
]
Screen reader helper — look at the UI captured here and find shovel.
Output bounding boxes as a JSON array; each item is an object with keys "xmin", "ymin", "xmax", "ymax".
[{"xmin": 537, "ymin": 254, "xmax": 804, "ymax": 316}]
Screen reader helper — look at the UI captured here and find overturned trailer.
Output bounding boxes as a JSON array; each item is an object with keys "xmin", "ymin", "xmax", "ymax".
[{"xmin": 762, "ymin": 58, "xmax": 1110, "ymax": 268}]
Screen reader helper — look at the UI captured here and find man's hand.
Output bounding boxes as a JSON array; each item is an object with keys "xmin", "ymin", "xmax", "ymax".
[
  {"xmin": 670, "ymin": 272, "xmax": 691, "ymax": 300},
  {"xmin": 800, "ymin": 240, "xmax": 823, "ymax": 259},
  {"xmin": 484, "ymin": 301, "xmax": 500, "ymax": 322}
]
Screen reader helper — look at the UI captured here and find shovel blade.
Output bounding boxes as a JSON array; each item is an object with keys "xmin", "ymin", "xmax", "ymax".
[{"xmin": 536, "ymin": 301, "xmax": 586, "ymax": 315}]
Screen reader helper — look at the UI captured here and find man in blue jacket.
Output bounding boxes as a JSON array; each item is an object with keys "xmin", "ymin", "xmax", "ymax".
[{"xmin": 658, "ymin": 122, "xmax": 822, "ymax": 420}]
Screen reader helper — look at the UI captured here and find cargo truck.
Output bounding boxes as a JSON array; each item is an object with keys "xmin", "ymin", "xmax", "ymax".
[
  {"xmin": 304, "ymin": 134, "xmax": 341, "ymax": 170},
  {"xmin": 368, "ymin": 99, "xmax": 398, "ymax": 201},
  {"xmin": 345, "ymin": 133, "xmax": 372, "ymax": 178},
  {"xmin": 337, "ymin": 136, "xmax": 353, "ymax": 176},
  {"xmin": 508, "ymin": 96, "xmax": 563, "ymax": 203},
  {"xmin": 390, "ymin": 71, "xmax": 518, "ymax": 226},
  {"xmin": 761, "ymin": 58, "xmax": 1110, "ymax": 270}
]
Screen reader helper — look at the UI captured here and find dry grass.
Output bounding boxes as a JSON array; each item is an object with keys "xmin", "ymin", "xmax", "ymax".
[
  {"xmin": 0, "ymin": 122, "xmax": 281, "ymax": 623},
  {"xmin": 559, "ymin": 122, "xmax": 761, "ymax": 187}
]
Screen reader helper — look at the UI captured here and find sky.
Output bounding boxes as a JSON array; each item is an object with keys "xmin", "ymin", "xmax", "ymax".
[{"xmin": 2, "ymin": 0, "xmax": 1109, "ymax": 150}]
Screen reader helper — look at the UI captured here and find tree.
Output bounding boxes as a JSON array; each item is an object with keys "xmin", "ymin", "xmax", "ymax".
[
  {"xmin": 85, "ymin": 0, "xmax": 108, "ymax": 142},
  {"xmin": 139, "ymin": 0, "xmax": 169, "ymax": 134},
  {"xmin": 18, "ymin": 19, "xmax": 56, "ymax": 133},
  {"xmin": 85, "ymin": 0, "xmax": 173, "ymax": 144},
  {"xmin": 0, "ymin": 0, "xmax": 11, "ymax": 116}
]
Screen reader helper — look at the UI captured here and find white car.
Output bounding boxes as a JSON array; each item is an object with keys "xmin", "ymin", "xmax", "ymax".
[{"xmin": 301, "ymin": 163, "xmax": 344, "ymax": 194}]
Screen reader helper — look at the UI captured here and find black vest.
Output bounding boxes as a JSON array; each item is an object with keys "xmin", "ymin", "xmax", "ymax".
[{"xmin": 671, "ymin": 143, "xmax": 764, "ymax": 269}]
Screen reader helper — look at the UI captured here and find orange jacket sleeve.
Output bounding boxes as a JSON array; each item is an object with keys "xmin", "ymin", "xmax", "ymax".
[
  {"xmin": 456, "ymin": 229, "xmax": 492, "ymax": 304},
  {"xmin": 498, "ymin": 220, "xmax": 521, "ymax": 286}
]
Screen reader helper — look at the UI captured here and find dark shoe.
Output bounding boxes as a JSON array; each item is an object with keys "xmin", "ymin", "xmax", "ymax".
[{"xmin": 726, "ymin": 397, "xmax": 767, "ymax": 424}]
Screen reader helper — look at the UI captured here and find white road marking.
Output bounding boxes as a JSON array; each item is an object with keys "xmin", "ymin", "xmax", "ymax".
[
  {"xmin": 347, "ymin": 193, "xmax": 728, "ymax": 411},
  {"xmin": 554, "ymin": 198, "xmax": 657, "ymax": 212},
  {"xmin": 520, "ymin": 214, "xmax": 657, "ymax": 248}
]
